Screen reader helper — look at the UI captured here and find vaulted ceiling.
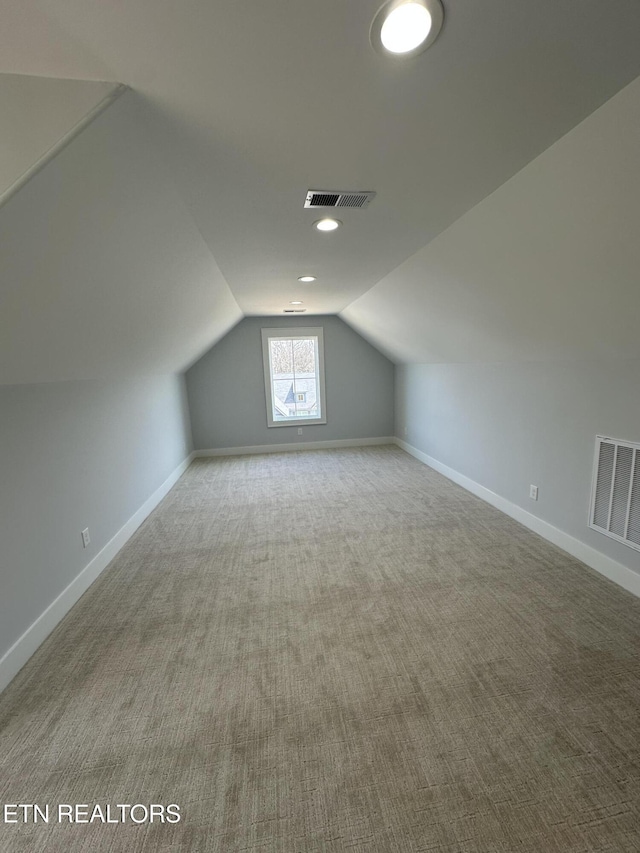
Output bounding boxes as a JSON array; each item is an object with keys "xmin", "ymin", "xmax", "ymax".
[
  {"xmin": 1, "ymin": 0, "xmax": 639, "ymax": 383},
  {"xmin": 0, "ymin": 74, "xmax": 114, "ymax": 203}
]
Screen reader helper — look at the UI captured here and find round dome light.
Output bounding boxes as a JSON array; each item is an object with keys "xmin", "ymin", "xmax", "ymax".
[
  {"xmin": 298, "ymin": 275, "xmax": 317, "ymax": 282},
  {"xmin": 314, "ymin": 218, "xmax": 341, "ymax": 232},
  {"xmin": 371, "ymin": 0, "xmax": 444, "ymax": 58}
]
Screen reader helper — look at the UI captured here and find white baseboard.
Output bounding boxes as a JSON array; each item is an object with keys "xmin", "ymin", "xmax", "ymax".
[
  {"xmin": 0, "ymin": 452, "xmax": 195, "ymax": 695},
  {"xmin": 394, "ymin": 438, "xmax": 640, "ymax": 600},
  {"xmin": 194, "ymin": 436, "xmax": 395, "ymax": 457}
]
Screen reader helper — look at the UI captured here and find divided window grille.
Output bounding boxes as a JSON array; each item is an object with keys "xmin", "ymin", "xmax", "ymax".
[
  {"xmin": 261, "ymin": 327, "xmax": 327, "ymax": 428},
  {"xmin": 589, "ymin": 436, "xmax": 640, "ymax": 552}
]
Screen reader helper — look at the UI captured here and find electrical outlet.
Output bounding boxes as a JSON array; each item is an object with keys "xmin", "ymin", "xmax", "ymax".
[
  {"xmin": 529, "ymin": 485, "xmax": 538, "ymax": 501},
  {"xmin": 81, "ymin": 527, "xmax": 91, "ymax": 548},
  {"xmin": 297, "ymin": 428, "xmax": 303, "ymax": 435},
  {"xmin": 403, "ymin": 426, "xmax": 408, "ymax": 437}
]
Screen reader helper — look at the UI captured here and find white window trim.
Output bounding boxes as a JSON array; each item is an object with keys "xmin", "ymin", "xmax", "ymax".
[{"xmin": 261, "ymin": 327, "xmax": 327, "ymax": 428}]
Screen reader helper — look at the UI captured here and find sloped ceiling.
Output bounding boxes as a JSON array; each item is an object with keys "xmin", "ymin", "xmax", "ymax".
[
  {"xmin": 0, "ymin": 1, "xmax": 639, "ymax": 375},
  {"xmin": 0, "ymin": 89, "xmax": 241, "ymax": 384},
  {"xmin": 341, "ymin": 76, "xmax": 640, "ymax": 364},
  {"xmin": 0, "ymin": 73, "xmax": 115, "ymax": 203}
]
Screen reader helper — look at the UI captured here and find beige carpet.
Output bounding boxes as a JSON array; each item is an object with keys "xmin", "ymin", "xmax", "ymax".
[{"xmin": 1, "ymin": 445, "xmax": 640, "ymax": 852}]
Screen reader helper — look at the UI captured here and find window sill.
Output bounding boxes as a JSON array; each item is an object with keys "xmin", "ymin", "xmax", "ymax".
[{"xmin": 267, "ymin": 417, "xmax": 327, "ymax": 428}]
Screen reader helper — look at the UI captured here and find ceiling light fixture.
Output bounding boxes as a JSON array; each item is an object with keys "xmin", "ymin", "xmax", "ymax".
[
  {"xmin": 370, "ymin": 0, "xmax": 444, "ymax": 58},
  {"xmin": 290, "ymin": 301, "xmax": 303, "ymax": 305},
  {"xmin": 313, "ymin": 218, "xmax": 341, "ymax": 232},
  {"xmin": 298, "ymin": 275, "xmax": 317, "ymax": 282}
]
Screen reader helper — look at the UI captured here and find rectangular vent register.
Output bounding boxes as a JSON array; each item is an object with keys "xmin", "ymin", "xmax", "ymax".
[
  {"xmin": 590, "ymin": 435, "xmax": 640, "ymax": 552},
  {"xmin": 304, "ymin": 189, "xmax": 376, "ymax": 209}
]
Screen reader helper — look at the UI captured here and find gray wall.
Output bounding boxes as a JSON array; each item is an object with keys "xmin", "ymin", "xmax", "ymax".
[
  {"xmin": 395, "ymin": 359, "xmax": 640, "ymax": 577},
  {"xmin": 0, "ymin": 374, "xmax": 192, "ymax": 664},
  {"xmin": 187, "ymin": 315, "xmax": 394, "ymax": 449}
]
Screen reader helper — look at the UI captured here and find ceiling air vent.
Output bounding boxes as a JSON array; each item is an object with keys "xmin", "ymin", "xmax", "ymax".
[
  {"xmin": 304, "ymin": 189, "xmax": 376, "ymax": 209},
  {"xmin": 283, "ymin": 308, "xmax": 306, "ymax": 313},
  {"xmin": 589, "ymin": 435, "xmax": 640, "ymax": 552}
]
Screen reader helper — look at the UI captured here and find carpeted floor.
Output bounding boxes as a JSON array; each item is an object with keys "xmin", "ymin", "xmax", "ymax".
[{"xmin": 1, "ymin": 445, "xmax": 640, "ymax": 852}]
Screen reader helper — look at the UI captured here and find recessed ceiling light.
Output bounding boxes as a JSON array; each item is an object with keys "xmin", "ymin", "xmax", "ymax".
[
  {"xmin": 370, "ymin": 0, "xmax": 444, "ymax": 58},
  {"xmin": 298, "ymin": 275, "xmax": 317, "ymax": 282},
  {"xmin": 290, "ymin": 301, "xmax": 303, "ymax": 305},
  {"xmin": 314, "ymin": 218, "xmax": 341, "ymax": 232}
]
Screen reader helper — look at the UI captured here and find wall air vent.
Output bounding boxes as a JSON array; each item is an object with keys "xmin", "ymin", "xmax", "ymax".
[
  {"xmin": 589, "ymin": 435, "xmax": 640, "ymax": 552},
  {"xmin": 304, "ymin": 190, "xmax": 376, "ymax": 209}
]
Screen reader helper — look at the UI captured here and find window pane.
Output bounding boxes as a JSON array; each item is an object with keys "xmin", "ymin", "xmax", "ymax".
[
  {"xmin": 292, "ymin": 375, "xmax": 318, "ymax": 417},
  {"xmin": 292, "ymin": 338, "xmax": 315, "ymax": 374},
  {"xmin": 270, "ymin": 339, "xmax": 293, "ymax": 375},
  {"xmin": 272, "ymin": 379, "xmax": 294, "ymax": 420}
]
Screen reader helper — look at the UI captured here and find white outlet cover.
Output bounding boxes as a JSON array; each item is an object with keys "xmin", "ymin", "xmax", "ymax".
[
  {"xmin": 529, "ymin": 485, "xmax": 538, "ymax": 500},
  {"xmin": 81, "ymin": 527, "xmax": 91, "ymax": 547}
]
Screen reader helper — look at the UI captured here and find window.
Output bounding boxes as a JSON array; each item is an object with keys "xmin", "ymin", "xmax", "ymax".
[{"xmin": 261, "ymin": 327, "xmax": 327, "ymax": 427}]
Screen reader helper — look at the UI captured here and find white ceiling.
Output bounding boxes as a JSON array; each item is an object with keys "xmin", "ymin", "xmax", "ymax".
[
  {"xmin": 0, "ymin": 91, "xmax": 241, "ymax": 384},
  {"xmin": 342, "ymin": 76, "xmax": 640, "ymax": 363},
  {"xmin": 0, "ymin": 74, "xmax": 114, "ymax": 202},
  {"xmin": 0, "ymin": 0, "xmax": 639, "ymax": 371}
]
